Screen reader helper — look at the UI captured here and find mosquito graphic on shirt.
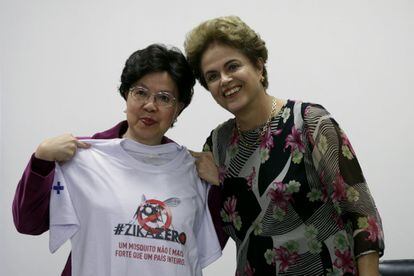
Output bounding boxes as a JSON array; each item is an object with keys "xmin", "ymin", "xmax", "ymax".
[{"xmin": 129, "ymin": 195, "xmax": 180, "ymax": 233}]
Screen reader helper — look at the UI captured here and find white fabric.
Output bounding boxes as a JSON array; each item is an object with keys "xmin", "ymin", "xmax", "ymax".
[{"xmin": 49, "ymin": 139, "xmax": 221, "ymax": 276}]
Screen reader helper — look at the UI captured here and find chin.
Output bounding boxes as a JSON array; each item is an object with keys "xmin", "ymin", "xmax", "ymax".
[{"xmin": 224, "ymin": 100, "xmax": 247, "ymax": 115}]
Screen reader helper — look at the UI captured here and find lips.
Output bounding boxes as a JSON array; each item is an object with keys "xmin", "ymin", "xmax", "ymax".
[
  {"xmin": 140, "ymin": 117, "xmax": 157, "ymax": 126},
  {"xmin": 222, "ymin": 86, "xmax": 241, "ymax": 97}
]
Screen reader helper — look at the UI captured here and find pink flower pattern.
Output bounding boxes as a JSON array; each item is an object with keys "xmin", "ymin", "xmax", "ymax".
[
  {"xmin": 365, "ymin": 216, "xmax": 382, "ymax": 242},
  {"xmin": 260, "ymin": 128, "xmax": 282, "ymax": 151},
  {"xmin": 341, "ymin": 131, "xmax": 355, "ymax": 155},
  {"xmin": 209, "ymin": 101, "xmax": 383, "ymax": 275},
  {"xmin": 245, "ymin": 167, "xmax": 256, "ymax": 191},
  {"xmin": 244, "ymin": 261, "xmax": 255, "ymax": 276},
  {"xmin": 333, "ymin": 249, "xmax": 355, "ymax": 274},
  {"xmin": 275, "ymin": 246, "xmax": 300, "ymax": 273},
  {"xmin": 284, "ymin": 126, "xmax": 305, "ymax": 153},
  {"xmin": 223, "ymin": 196, "xmax": 239, "ymax": 222},
  {"xmin": 267, "ymin": 181, "xmax": 293, "ymax": 213},
  {"xmin": 332, "ymin": 173, "xmax": 347, "ymax": 202}
]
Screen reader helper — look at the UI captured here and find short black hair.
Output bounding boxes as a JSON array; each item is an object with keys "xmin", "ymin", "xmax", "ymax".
[{"xmin": 119, "ymin": 44, "xmax": 195, "ymax": 112}]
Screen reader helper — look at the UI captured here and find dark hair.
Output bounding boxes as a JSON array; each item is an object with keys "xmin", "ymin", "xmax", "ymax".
[
  {"xmin": 185, "ymin": 16, "xmax": 268, "ymax": 89},
  {"xmin": 119, "ymin": 44, "xmax": 195, "ymax": 113}
]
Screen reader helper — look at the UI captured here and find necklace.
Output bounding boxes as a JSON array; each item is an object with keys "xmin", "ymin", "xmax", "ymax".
[{"xmin": 236, "ymin": 97, "xmax": 278, "ymax": 148}]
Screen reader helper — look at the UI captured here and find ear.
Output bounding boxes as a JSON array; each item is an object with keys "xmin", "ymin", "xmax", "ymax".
[
  {"xmin": 255, "ymin": 58, "xmax": 264, "ymax": 75},
  {"xmin": 175, "ymin": 102, "xmax": 185, "ymax": 117}
]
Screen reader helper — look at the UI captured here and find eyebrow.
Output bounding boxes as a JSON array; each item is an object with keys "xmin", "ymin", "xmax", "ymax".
[
  {"xmin": 224, "ymin": 59, "xmax": 239, "ymax": 66},
  {"xmin": 132, "ymin": 83, "xmax": 148, "ymax": 90},
  {"xmin": 133, "ymin": 85, "xmax": 147, "ymax": 90},
  {"xmin": 134, "ymin": 84, "xmax": 173, "ymax": 94},
  {"xmin": 204, "ymin": 59, "xmax": 239, "ymax": 75}
]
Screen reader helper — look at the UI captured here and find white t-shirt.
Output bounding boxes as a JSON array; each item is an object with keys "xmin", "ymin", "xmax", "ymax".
[{"xmin": 49, "ymin": 139, "xmax": 221, "ymax": 276}]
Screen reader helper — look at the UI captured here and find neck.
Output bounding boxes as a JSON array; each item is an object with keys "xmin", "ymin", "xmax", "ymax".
[{"xmin": 236, "ymin": 93, "xmax": 275, "ymax": 131}]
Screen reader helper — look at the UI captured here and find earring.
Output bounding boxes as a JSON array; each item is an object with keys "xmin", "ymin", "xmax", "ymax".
[
  {"xmin": 260, "ymin": 75, "xmax": 265, "ymax": 83},
  {"xmin": 123, "ymin": 109, "xmax": 127, "ymax": 113}
]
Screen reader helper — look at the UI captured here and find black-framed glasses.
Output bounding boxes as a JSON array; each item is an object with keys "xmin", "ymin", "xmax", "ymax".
[{"xmin": 129, "ymin": 86, "xmax": 177, "ymax": 107}]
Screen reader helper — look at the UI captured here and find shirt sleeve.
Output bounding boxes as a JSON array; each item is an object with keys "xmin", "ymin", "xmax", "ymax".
[
  {"xmin": 194, "ymin": 181, "xmax": 222, "ymax": 268},
  {"xmin": 49, "ymin": 164, "xmax": 80, "ymax": 253},
  {"xmin": 303, "ymin": 103, "xmax": 384, "ymax": 258},
  {"xmin": 12, "ymin": 154, "xmax": 55, "ymax": 235}
]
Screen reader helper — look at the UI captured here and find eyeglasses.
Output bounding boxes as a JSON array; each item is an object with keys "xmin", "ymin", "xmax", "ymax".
[{"xmin": 128, "ymin": 86, "xmax": 177, "ymax": 107}]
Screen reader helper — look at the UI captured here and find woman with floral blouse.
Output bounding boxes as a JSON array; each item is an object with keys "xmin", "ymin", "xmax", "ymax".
[{"xmin": 185, "ymin": 16, "xmax": 384, "ymax": 276}]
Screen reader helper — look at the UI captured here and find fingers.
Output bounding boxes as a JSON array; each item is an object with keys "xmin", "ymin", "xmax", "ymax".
[
  {"xmin": 189, "ymin": 150, "xmax": 220, "ymax": 186},
  {"xmin": 189, "ymin": 150, "xmax": 213, "ymax": 160},
  {"xmin": 188, "ymin": 150, "xmax": 202, "ymax": 158},
  {"xmin": 75, "ymin": 140, "xmax": 91, "ymax": 149},
  {"xmin": 35, "ymin": 133, "xmax": 91, "ymax": 162},
  {"xmin": 61, "ymin": 134, "xmax": 90, "ymax": 150},
  {"xmin": 208, "ymin": 179, "xmax": 220, "ymax": 186}
]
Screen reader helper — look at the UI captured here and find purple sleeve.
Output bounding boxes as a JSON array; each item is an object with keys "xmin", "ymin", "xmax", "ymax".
[
  {"xmin": 11, "ymin": 132, "xmax": 104, "ymax": 235},
  {"xmin": 12, "ymin": 121, "xmax": 126, "ymax": 275},
  {"xmin": 12, "ymin": 154, "xmax": 55, "ymax": 235}
]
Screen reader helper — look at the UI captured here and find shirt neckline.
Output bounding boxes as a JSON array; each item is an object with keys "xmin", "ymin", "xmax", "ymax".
[{"xmin": 116, "ymin": 138, "xmax": 188, "ymax": 173}]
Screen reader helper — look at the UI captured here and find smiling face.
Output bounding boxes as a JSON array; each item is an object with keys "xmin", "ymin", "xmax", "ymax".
[
  {"xmin": 200, "ymin": 42, "xmax": 265, "ymax": 117},
  {"xmin": 124, "ymin": 71, "xmax": 182, "ymax": 145}
]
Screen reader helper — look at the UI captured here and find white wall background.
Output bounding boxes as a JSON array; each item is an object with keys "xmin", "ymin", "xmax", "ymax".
[{"xmin": 1, "ymin": 0, "xmax": 413, "ymax": 275}]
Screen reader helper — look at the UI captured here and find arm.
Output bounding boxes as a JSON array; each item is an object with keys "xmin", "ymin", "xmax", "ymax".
[
  {"xmin": 12, "ymin": 155, "xmax": 56, "ymax": 234},
  {"xmin": 357, "ymin": 252, "xmax": 380, "ymax": 276},
  {"xmin": 304, "ymin": 104, "xmax": 384, "ymax": 274},
  {"xmin": 12, "ymin": 134, "xmax": 89, "ymax": 234}
]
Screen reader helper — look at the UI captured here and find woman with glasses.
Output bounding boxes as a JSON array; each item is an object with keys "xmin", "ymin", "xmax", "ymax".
[
  {"xmin": 185, "ymin": 16, "xmax": 384, "ymax": 275},
  {"xmin": 12, "ymin": 44, "xmax": 221, "ymax": 276}
]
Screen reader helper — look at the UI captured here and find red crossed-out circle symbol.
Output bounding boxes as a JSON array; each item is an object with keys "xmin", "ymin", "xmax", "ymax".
[{"xmin": 137, "ymin": 199, "xmax": 172, "ymax": 234}]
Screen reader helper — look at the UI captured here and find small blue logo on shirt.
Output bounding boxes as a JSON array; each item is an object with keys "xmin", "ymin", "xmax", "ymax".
[{"xmin": 53, "ymin": 181, "xmax": 64, "ymax": 194}]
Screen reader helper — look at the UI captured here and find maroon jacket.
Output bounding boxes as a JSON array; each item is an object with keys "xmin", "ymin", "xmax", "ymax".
[{"xmin": 12, "ymin": 121, "xmax": 227, "ymax": 276}]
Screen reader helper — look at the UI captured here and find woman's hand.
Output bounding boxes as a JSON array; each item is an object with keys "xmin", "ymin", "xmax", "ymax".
[
  {"xmin": 34, "ymin": 133, "xmax": 90, "ymax": 162},
  {"xmin": 189, "ymin": 150, "xmax": 220, "ymax": 186}
]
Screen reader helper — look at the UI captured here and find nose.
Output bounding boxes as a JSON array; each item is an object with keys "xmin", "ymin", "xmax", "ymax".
[
  {"xmin": 142, "ymin": 94, "xmax": 157, "ymax": 111},
  {"xmin": 222, "ymin": 72, "xmax": 232, "ymax": 82},
  {"xmin": 220, "ymin": 72, "xmax": 233, "ymax": 86}
]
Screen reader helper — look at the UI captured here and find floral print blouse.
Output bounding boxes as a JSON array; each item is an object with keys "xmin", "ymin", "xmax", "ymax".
[{"xmin": 204, "ymin": 100, "xmax": 384, "ymax": 276}]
